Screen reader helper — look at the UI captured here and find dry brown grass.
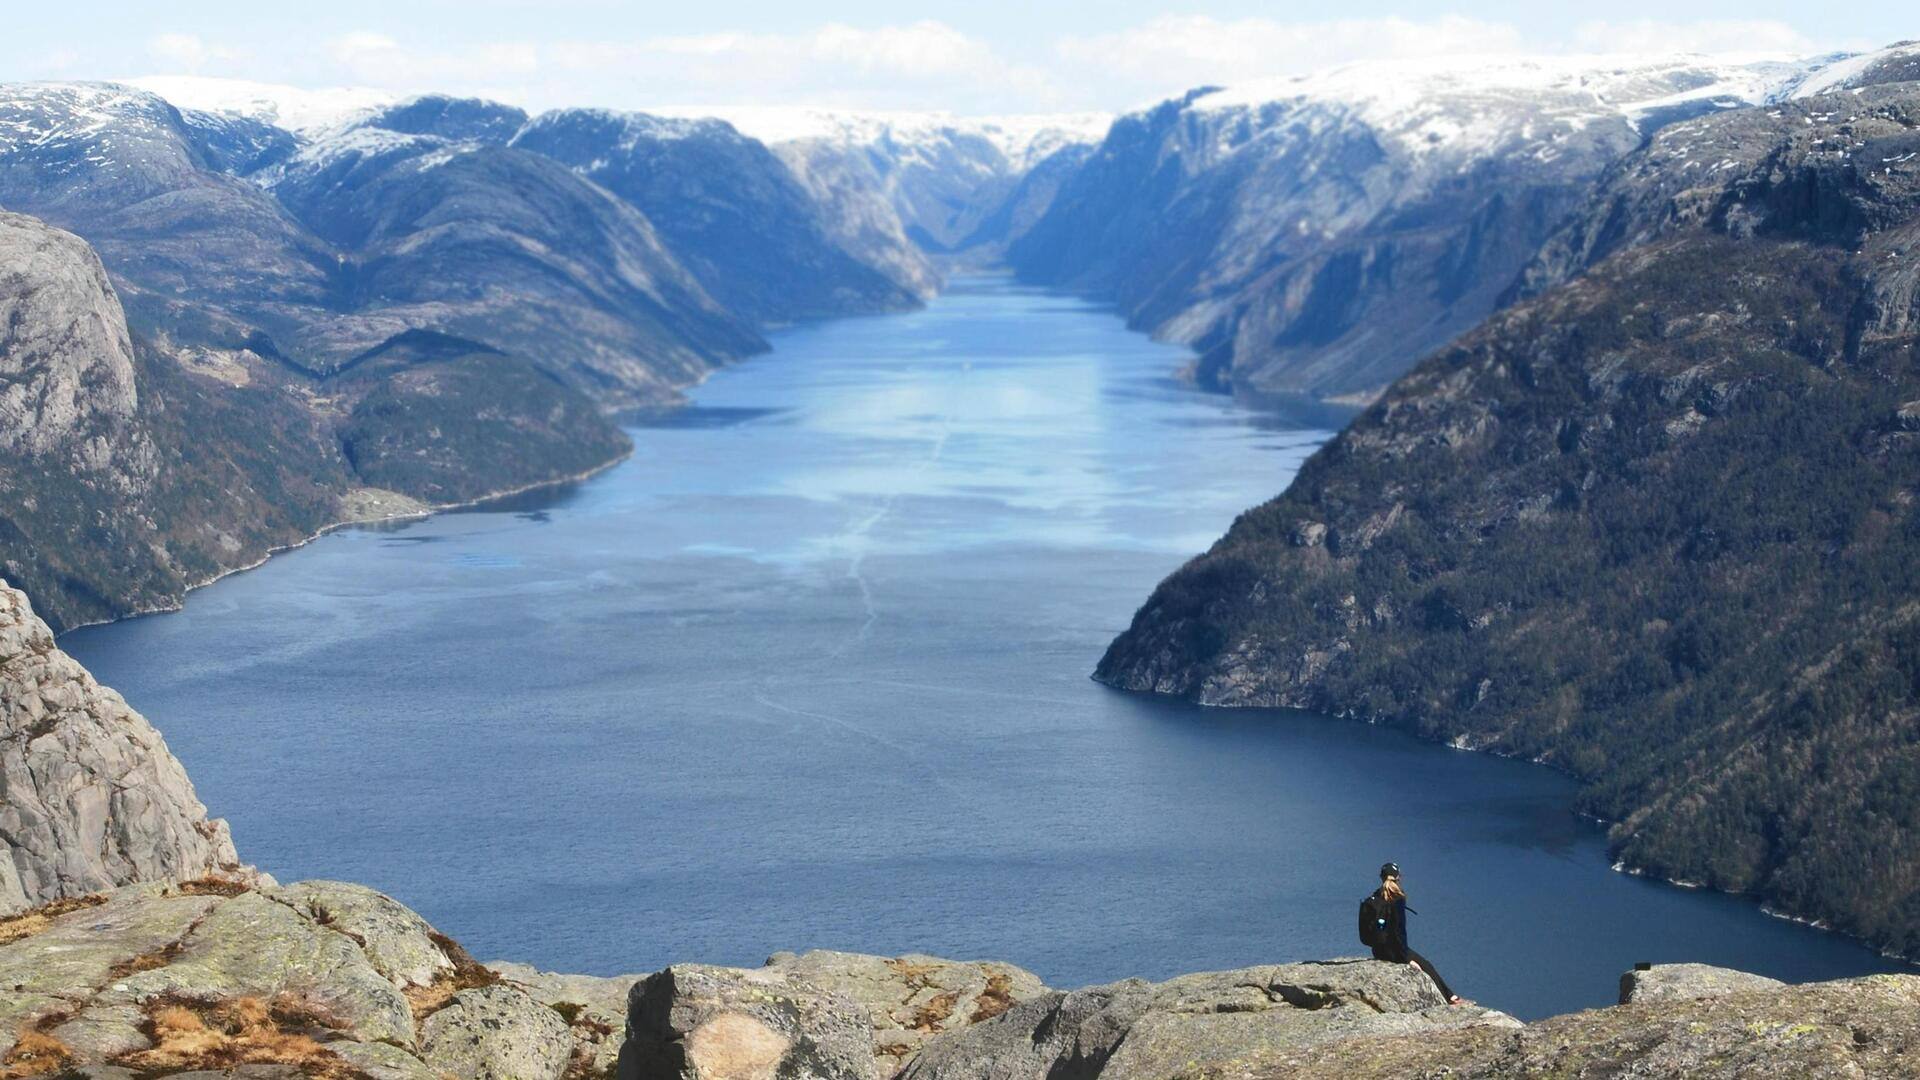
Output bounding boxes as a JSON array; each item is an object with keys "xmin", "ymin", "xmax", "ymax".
[
  {"xmin": 0, "ymin": 1029, "xmax": 72, "ymax": 1079},
  {"xmin": 970, "ymin": 971, "xmax": 1017, "ymax": 1023},
  {"xmin": 115, "ymin": 994, "xmax": 367, "ymax": 1079},
  {"xmin": 908, "ymin": 991, "xmax": 960, "ymax": 1032},
  {"xmin": 170, "ymin": 875, "xmax": 253, "ymax": 898},
  {"xmin": 404, "ymin": 931, "xmax": 501, "ymax": 1022},
  {"xmin": 0, "ymin": 894, "xmax": 106, "ymax": 946}
]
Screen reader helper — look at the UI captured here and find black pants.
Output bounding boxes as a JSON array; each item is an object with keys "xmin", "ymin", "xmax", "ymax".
[{"xmin": 1373, "ymin": 946, "xmax": 1456, "ymax": 1002}]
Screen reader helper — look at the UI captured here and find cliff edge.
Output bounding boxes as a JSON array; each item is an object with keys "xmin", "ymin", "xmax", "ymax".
[{"xmin": 0, "ymin": 579, "xmax": 250, "ymax": 913}]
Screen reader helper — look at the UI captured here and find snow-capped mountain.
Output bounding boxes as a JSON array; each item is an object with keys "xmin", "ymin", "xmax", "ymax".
[
  {"xmin": 124, "ymin": 75, "xmax": 395, "ymax": 136},
  {"xmin": 1010, "ymin": 50, "xmax": 1888, "ymax": 405},
  {"xmin": 655, "ymin": 105, "xmax": 1111, "ymax": 261},
  {"xmin": 0, "ymin": 81, "xmax": 761, "ymax": 405}
]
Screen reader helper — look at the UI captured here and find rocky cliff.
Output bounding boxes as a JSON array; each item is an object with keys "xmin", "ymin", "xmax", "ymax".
[
  {"xmin": 0, "ymin": 579, "xmax": 247, "ymax": 913},
  {"xmin": 1098, "ymin": 81, "xmax": 1920, "ymax": 957},
  {"xmin": 6, "ymin": 875, "xmax": 1911, "ymax": 1080}
]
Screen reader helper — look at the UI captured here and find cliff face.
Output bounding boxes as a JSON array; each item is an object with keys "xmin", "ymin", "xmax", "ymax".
[
  {"xmin": 0, "ymin": 579, "xmax": 245, "ymax": 912},
  {"xmin": 0, "ymin": 210, "xmax": 140, "ymax": 461},
  {"xmin": 1098, "ymin": 83, "xmax": 1920, "ymax": 956},
  {"xmin": 1009, "ymin": 56, "xmax": 1841, "ymax": 405}
]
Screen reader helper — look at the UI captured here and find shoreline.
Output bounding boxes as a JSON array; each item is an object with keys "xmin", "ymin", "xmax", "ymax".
[{"xmin": 54, "ymin": 446, "xmax": 635, "ymax": 638}]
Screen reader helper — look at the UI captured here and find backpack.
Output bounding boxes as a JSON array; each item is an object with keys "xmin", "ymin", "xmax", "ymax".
[{"xmin": 1358, "ymin": 893, "xmax": 1392, "ymax": 949}]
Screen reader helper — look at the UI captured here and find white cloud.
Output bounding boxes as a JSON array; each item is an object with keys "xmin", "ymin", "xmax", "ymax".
[
  {"xmin": 117, "ymin": 14, "xmax": 1865, "ymax": 118},
  {"xmin": 146, "ymin": 32, "xmax": 241, "ymax": 73},
  {"xmin": 1053, "ymin": 15, "xmax": 1529, "ymax": 110},
  {"xmin": 544, "ymin": 22, "xmax": 1059, "ymax": 111},
  {"xmin": 1570, "ymin": 19, "xmax": 1822, "ymax": 56},
  {"xmin": 324, "ymin": 31, "xmax": 538, "ymax": 90}
]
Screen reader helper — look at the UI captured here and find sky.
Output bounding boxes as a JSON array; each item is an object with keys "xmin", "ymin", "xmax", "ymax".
[{"xmin": 3, "ymin": 2, "xmax": 1912, "ymax": 116}]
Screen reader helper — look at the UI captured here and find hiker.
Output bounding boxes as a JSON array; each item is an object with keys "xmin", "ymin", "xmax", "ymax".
[{"xmin": 1359, "ymin": 861, "xmax": 1466, "ymax": 1005}]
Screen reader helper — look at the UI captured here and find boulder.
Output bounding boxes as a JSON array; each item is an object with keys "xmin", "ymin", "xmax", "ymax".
[
  {"xmin": 622, "ymin": 962, "xmax": 881, "ymax": 1080},
  {"xmin": 898, "ymin": 959, "xmax": 1519, "ymax": 1080},
  {"xmin": 1617, "ymin": 962, "xmax": 1786, "ymax": 1004},
  {"xmin": 761, "ymin": 950, "xmax": 1048, "ymax": 1067},
  {"xmin": 419, "ymin": 982, "xmax": 574, "ymax": 1080}
]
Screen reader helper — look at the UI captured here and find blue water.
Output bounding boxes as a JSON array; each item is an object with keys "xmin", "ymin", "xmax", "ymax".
[{"xmin": 63, "ymin": 278, "xmax": 1910, "ymax": 1019}]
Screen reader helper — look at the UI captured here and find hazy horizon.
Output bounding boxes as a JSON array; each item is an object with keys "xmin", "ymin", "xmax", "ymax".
[{"xmin": 6, "ymin": 2, "xmax": 1909, "ymax": 117}]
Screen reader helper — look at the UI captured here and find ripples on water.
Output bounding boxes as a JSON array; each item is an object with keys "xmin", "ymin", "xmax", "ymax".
[{"xmin": 64, "ymin": 278, "xmax": 1911, "ymax": 1019}]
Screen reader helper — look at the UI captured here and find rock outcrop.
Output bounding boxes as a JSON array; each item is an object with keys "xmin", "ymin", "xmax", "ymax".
[
  {"xmin": 621, "ymin": 949, "xmax": 1049, "ymax": 1079},
  {"xmin": 0, "ymin": 579, "xmax": 247, "ymax": 912},
  {"xmin": 0, "ymin": 850, "xmax": 1908, "ymax": 1080},
  {"xmin": 1618, "ymin": 962, "xmax": 1785, "ymax": 1005},
  {"xmin": 0, "ymin": 210, "xmax": 138, "ymax": 460},
  {"xmin": 1195, "ymin": 971, "xmax": 1920, "ymax": 1079},
  {"xmin": 898, "ymin": 959, "xmax": 1516, "ymax": 1080},
  {"xmin": 0, "ymin": 878, "xmax": 604, "ymax": 1080}
]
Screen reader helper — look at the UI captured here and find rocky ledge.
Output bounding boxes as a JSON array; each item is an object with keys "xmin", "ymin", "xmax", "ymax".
[{"xmin": 4, "ymin": 878, "xmax": 1915, "ymax": 1079}]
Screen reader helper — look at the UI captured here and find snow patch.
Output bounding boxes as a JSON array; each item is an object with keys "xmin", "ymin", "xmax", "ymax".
[
  {"xmin": 647, "ymin": 105, "xmax": 1110, "ymax": 168},
  {"xmin": 125, "ymin": 75, "xmax": 395, "ymax": 137}
]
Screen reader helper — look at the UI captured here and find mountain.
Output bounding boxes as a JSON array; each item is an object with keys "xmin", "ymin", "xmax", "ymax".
[
  {"xmin": 265, "ymin": 116, "xmax": 764, "ymax": 403},
  {"xmin": 1097, "ymin": 79, "xmax": 1920, "ymax": 956},
  {"xmin": 0, "ymin": 82, "xmax": 343, "ymax": 356},
  {"xmin": 0, "ymin": 209, "xmax": 355, "ymax": 632},
  {"xmin": 0, "ymin": 206, "xmax": 633, "ymax": 630},
  {"xmin": 676, "ymin": 106, "xmax": 1110, "ymax": 275},
  {"xmin": 510, "ymin": 107, "xmax": 925, "ymax": 324},
  {"xmin": 1010, "ymin": 53, "xmax": 1858, "ymax": 406},
  {"xmin": 0, "ymin": 82, "xmax": 769, "ymax": 409}
]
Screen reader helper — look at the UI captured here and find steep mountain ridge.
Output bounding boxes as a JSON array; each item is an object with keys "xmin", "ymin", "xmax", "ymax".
[
  {"xmin": 0, "ymin": 81, "xmax": 769, "ymax": 407},
  {"xmin": 511, "ymin": 106, "xmax": 925, "ymax": 324},
  {"xmin": 1010, "ymin": 52, "xmax": 1866, "ymax": 406},
  {"xmin": 1097, "ymin": 81, "xmax": 1920, "ymax": 957},
  {"xmin": 265, "ymin": 120, "xmax": 764, "ymax": 403}
]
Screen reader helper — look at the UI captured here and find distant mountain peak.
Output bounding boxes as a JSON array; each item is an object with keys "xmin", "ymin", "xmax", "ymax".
[
  {"xmin": 644, "ymin": 105, "xmax": 1112, "ymax": 168},
  {"xmin": 123, "ymin": 74, "xmax": 395, "ymax": 136}
]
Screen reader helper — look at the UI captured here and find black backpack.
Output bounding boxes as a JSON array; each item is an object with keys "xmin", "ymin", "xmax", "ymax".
[{"xmin": 1358, "ymin": 893, "xmax": 1392, "ymax": 948}]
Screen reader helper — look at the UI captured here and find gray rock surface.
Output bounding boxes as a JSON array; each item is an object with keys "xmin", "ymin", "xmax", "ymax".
[
  {"xmin": 1618, "ymin": 962, "xmax": 1787, "ymax": 1004},
  {"xmin": 0, "ymin": 210, "xmax": 137, "ymax": 459},
  {"xmin": 898, "ymin": 958, "xmax": 1517, "ymax": 1080},
  {"xmin": 761, "ymin": 950, "xmax": 1048, "ymax": 1067},
  {"xmin": 623, "ymin": 962, "xmax": 884, "ymax": 1080},
  {"xmin": 1198, "ymin": 971, "xmax": 1920, "ymax": 1079},
  {"xmin": 618, "ymin": 950, "xmax": 1051, "ymax": 1078},
  {"xmin": 0, "ymin": 579, "xmax": 247, "ymax": 913},
  {"xmin": 271, "ymin": 879, "xmax": 454, "ymax": 989},
  {"xmin": 490, "ymin": 960, "xmax": 643, "ymax": 1075},
  {"xmin": 0, "ymin": 877, "xmax": 573, "ymax": 1078},
  {"xmin": 419, "ymin": 983, "xmax": 574, "ymax": 1080}
]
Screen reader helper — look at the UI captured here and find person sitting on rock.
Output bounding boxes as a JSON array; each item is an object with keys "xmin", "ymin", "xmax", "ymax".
[{"xmin": 1362, "ymin": 861, "xmax": 1467, "ymax": 1005}]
